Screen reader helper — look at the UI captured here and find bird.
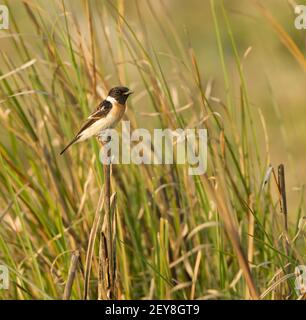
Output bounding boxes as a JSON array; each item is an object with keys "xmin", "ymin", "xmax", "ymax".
[{"xmin": 60, "ymin": 86, "xmax": 133, "ymax": 155}]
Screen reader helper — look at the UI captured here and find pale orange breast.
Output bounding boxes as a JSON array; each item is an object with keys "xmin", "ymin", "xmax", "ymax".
[{"xmin": 108, "ymin": 103, "xmax": 126, "ymax": 128}]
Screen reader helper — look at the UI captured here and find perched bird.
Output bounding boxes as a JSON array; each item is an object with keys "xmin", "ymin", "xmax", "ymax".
[{"xmin": 60, "ymin": 86, "xmax": 133, "ymax": 155}]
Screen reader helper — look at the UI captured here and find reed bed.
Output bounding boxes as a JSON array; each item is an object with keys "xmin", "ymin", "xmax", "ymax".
[{"xmin": 0, "ymin": 0, "xmax": 305, "ymax": 300}]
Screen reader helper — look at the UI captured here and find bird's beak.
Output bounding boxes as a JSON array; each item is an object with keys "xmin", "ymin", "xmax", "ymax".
[{"xmin": 123, "ymin": 90, "xmax": 134, "ymax": 95}]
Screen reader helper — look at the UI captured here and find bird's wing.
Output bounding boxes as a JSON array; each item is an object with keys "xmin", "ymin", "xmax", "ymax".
[
  {"xmin": 60, "ymin": 100, "xmax": 113, "ymax": 155},
  {"xmin": 76, "ymin": 100, "xmax": 112, "ymax": 137}
]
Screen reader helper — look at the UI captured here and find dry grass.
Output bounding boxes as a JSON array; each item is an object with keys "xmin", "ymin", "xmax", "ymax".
[{"xmin": 0, "ymin": 0, "xmax": 305, "ymax": 300}]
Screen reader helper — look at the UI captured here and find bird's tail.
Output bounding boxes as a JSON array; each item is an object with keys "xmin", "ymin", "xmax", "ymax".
[{"xmin": 60, "ymin": 136, "xmax": 79, "ymax": 155}]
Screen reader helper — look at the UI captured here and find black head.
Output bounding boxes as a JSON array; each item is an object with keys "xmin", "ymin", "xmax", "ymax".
[{"xmin": 108, "ymin": 86, "xmax": 133, "ymax": 105}]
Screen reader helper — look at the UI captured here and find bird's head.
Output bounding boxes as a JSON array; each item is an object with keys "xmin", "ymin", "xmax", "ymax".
[{"xmin": 108, "ymin": 86, "xmax": 133, "ymax": 105}]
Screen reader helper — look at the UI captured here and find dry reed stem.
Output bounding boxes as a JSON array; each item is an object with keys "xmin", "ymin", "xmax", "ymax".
[
  {"xmin": 84, "ymin": 188, "xmax": 104, "ymax": 299},
  {"xmin": 98, "ymin": 139, "xmax": 116, "ymax": 300},
  {"xmin": 278, "ymin": 164, "xmax": 288, "ymax": 233},
  {"xmin": 63, "ymin": 250, "xmax": 79, "ymax": 300},
  {"xmin": 98, "ymin": 189, "xmax": 118, "ymax": 299},
  {"xmin": 84, "ymin": 0, "xmax": 97, "ymax": 98}
]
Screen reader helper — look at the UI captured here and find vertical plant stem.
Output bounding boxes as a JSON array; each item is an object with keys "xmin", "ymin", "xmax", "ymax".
[
  {"xmin": 84, "ymin": 188, "xmax": 104, "ymax": 300},
  {"xmin": 85, "ymin": 0, "xmax": 97, "ymax": 98},
  {"xmin": 246, "ymin": 195, "xmax": 255, "ymax": 299},
  {"xmin": 278, "ymin": 164, "xmax": 288, "ymax": 233},
  {"xmin": 98, "ymin": 139, "xmax": 116, "ymax": 300},
  {"xmin": 63, "ymin": 250, "xmax": 79, "ymax": 300}
]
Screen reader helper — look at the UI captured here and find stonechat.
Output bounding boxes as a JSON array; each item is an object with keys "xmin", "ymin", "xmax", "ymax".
[{"xmin": 60, "ymin": 86, "xmax": 133, "ymax": 154}]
